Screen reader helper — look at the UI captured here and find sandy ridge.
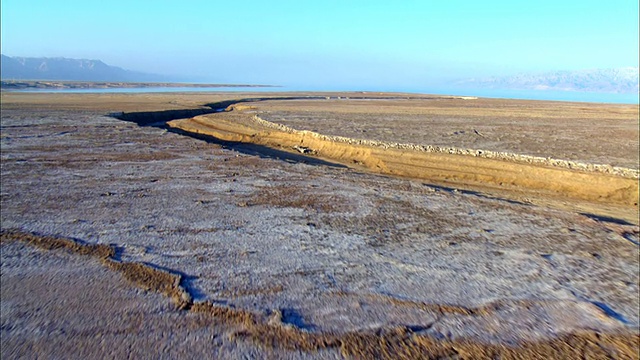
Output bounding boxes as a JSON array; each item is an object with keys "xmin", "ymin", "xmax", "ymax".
[{"xmin": 249, "ymin": 113, "xmax": 639, "ymax": 179}]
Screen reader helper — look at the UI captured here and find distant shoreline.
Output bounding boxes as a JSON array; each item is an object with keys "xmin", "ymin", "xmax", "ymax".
[
  {"xmin": 0, "ymin": 80, "xmax": 277, "ymax": 90},
  {"xmin": 1, "ymin": 80, "xmax": 637, "ymax": 104}
]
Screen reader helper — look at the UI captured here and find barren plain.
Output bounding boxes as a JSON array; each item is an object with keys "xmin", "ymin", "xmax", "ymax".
[{"xmin": 1, "ymin": 92, "xmax": 638, "ymax": 359}]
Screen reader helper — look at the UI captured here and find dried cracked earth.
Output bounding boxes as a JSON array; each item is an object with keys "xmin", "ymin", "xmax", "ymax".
[{"xmin": 1, "ymin": 92, "xmax": 638, "ymax": 359}]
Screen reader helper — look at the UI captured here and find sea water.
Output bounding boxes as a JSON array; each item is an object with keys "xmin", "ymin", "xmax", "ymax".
[{"xmin": 5, "ymin": 85, "xmax": 638, "ymax": 104}]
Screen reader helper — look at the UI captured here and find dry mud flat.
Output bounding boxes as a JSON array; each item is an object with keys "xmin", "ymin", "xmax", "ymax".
[
  {"xmin": 1, "ymin": 92, "xmax": 639, "ymax": 358},
  {"xmin": 170, "ymin": 99, "xmax": 638, "ymax": 223}
]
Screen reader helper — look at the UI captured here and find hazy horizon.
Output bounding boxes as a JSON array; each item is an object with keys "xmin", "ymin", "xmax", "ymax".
[{"xmin": 2, "ymin": 1, "xmax": 638, "ymax": 89}]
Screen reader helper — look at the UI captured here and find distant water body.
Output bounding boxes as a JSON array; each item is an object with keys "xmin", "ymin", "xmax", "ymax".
[
  {"xmin": 426, "ymin": 87, "xmax": 639, "ymax": 105},
  {"xmin": 7, "ymin": 85, "xmax": 639, "ymax": 104}
]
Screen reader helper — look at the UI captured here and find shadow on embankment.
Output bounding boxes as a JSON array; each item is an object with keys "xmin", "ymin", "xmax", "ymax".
[{"xmin": 113, "ymin": 98, "xmax": 348, "ymax": 169}]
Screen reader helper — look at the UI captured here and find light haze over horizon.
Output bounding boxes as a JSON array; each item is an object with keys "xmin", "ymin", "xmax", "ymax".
[{"xmin": 2, "ymin": 0, "xmax": 638, "ymax": 90}]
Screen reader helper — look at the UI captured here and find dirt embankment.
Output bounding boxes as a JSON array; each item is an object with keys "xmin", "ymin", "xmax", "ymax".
[
  {"xmin": 168, "ymin": 105, "xmax": 639, "ymax": 215},
  {"xmin": 254, "ymin": 98, "xmax": 639, "ymax": 169}
]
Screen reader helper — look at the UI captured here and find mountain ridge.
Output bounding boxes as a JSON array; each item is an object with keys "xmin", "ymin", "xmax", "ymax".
[
  {"xmin": 457, "ymin": 67, "xmax": 639, "ymax": 93},
  {"xmin": 1, "ymin": 55, "xmax": 167, "ymax": 82}
]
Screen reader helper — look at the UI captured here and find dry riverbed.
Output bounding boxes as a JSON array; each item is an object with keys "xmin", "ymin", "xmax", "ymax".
[{"xmin": 1, "ymin": 92, "xmax": 638, "ymax": 359}]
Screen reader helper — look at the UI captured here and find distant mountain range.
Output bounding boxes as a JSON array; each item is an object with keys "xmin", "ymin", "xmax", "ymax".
[
  {"xmin": 1, "ymin": 55, "xmax": 165, "ymax": 82},
  {"xmin": 457, "ymin": 67, "xmax": 639, "ymax": 93},
  {"xmin": 3, "ymin": 55, "xmax": 638, "ymax": 94}
]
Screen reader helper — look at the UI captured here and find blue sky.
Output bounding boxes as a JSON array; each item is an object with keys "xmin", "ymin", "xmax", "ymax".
[{"xmin": 1, "ymin": 0, "xmax": 638, "ymax": 88}]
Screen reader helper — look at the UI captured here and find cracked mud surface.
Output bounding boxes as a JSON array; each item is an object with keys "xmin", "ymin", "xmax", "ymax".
[
  {"xmin": 2, "ymin": 230, "xmax": 638, "ymax": 359},
  {"xmin": 1, "ymin": 92, "xmax": 639, "ymax": 358},
  {"xmin": 1, "ymin": 233, "xmax": 332, "ymax": 359}
]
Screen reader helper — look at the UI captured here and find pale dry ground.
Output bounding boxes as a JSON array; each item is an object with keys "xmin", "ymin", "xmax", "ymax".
[
  {"xmin": 1, "ymin": 240, "xmax": 327, "ymax": 359},
  {"xmin": 1, "ymin": 92, "xmax": 639, "ymax": 359}
]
